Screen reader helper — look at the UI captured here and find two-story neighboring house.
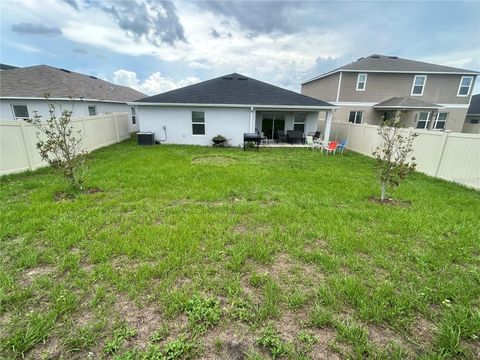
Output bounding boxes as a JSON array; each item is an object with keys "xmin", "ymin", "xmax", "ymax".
[{"xmin": 301, "ymin": 54, "xmax": 479, "ymax": 132}]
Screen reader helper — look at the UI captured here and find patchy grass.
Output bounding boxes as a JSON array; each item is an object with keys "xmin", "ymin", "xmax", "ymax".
[{"xmin": 1, "ymin": 139, "xmax": 479, "ymax": 359}]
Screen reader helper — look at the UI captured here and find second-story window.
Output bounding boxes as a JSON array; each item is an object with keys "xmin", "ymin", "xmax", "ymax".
[
  {"xmin": 411, "ymin": 75, "xmax": 427, "ymax": 96},
  {"xmin": 356, "ymin": 73, "xmax": 367, "ymax": 91},
  {"xmin": 457, "ymin": 76, "xmax": 473, "ymax": 96}
]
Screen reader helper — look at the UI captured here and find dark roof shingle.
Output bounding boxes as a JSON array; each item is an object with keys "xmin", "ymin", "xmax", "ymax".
[
  {"xmin": 137, "ymin": 73, "xmax": 333, "ymax": 107},
  {"xmin": 0, "ymin": 65, "xmax": 145, "ymax": 102},
  {"xmin": 374, "ymin": 96, "xmax": 442, "ymax": 109},
  {"xmin": 467, "ymin": 94, "xmax": 480, "ymax": 115}
]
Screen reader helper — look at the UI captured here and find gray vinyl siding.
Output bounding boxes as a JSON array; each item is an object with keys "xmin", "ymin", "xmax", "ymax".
[
  {"xmin": 301, "ymin": 73, "xmax": 339, "ymax": 102},
  {"xmin": 338, "ymin": 72, "xmax": 473, "ymax": 104}
]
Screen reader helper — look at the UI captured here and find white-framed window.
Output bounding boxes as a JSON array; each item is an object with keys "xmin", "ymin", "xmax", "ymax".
[
  {"xmin": 88, "ymin": 105, "xmax": 97, "ymax": 116},
  {"xmin": 192, "ymin": 111, "xmax": 205, "ymax": 135},
  {"xmin": 12, "ymin": 104, "xmax": 29, "ymax": 120},
  {"xmin": 457, "ymin": 76, "xmax": 473, "ymax": 97},
  {"xmin": 348, "ymin": 111, "xmax": 363, "ymax": 124},
  {"xmin": 468, "ymin": 118, "xmax": 478, "ymax": 124},
  {"xmin": 293, "ymin": 112, "xmax": 306, "ymax": 132},
  {"xmin": 411, "ymin": 75, "xmax": 427, "ymax": 96},
  {"xmin": 131, "ymin": 107, "xmax": 136, "ymax": 125},
  {"xmin": 416, "ymin": 111, "xmax": 431, "ymax": 129},
  {"xmin": 434, "ymin": 112, "xmax": 448, "ymax": 130},
  {"xmin": 356, "ymin": 73, "xmax": 367, "ymax": 91}
]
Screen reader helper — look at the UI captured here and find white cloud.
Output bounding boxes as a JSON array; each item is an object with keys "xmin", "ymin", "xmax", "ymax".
[{"xmin": 112, "ymin": 69, "xmax": 200, "ymax": 95}]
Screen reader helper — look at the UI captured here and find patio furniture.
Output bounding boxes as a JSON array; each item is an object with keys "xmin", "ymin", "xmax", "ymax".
[
  {"xmin": 275, "ymin": 130, "xmax": 287, "ymax": 143},
  {"xmin": 287, "ymin": 130, "xmax": 304, "ymax": 144},
  {"xmin": 308, "ymin": 131, "xmax": 321, "ymax": 140},
  {"xmin": 243, "ymin": 133, "xmax": 262, "ymax": 151},
  {"xmin": 321, "ymin": 141, "xmax": 338, "ymax": 155},
  {"xmin": 312, "ymin": 138, "xmax": 325, "ymax": 151},
  {"xmin": 305, "ymin": 135, "xmax": 314, "ymax": 149},
  {"xmin": 337, "ymin": 139, "xmax": 348, "ymax": 155}
]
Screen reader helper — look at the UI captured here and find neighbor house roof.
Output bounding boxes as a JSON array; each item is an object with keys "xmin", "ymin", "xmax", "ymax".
[
  {"xmin": 467, "ymin": 94, "xmax": 480, "ymax": 115},
  {"xmin": 373, "ymin": 96, "xmax": 443, "ymax": 110},
  {"xmin": 303, "ymin": 54, "xmax": 480, "ymax": 84},
  {"xmin": 0, "ymin": 64, "xmax": 18, "ymax": 70},
  {"xmin": 135, "ymin": 73, "xmax": 333, "ymax": 108},
  {"xmin": 0, "ymin": 65, "xmax": 145, "ymax": 102}
]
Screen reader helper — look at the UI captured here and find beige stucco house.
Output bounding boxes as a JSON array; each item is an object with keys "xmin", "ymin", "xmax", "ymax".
[{"xmin": 301, "ymin": 54, "xmax": 479, "ymax": 132}]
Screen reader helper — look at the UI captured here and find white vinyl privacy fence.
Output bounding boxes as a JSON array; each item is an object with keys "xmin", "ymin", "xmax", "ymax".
[
  {"xmin": 1, "ymin": 113, "xmax": 130, "ymax": 176},
  {"xmin": 320, "ymin": 121, "xmax": 480, "ymax": 190}
]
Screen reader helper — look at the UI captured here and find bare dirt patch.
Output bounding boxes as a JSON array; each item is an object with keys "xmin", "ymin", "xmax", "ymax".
[
  {"xmin": 19, "ymin": 265, "xmax": 55, "ymax": 286},
  {"xmin": 368, "ymin": 324, "xmax": 412, "ymax": 355},
  {"xmin": 26, "ymin": 335, "xmax": 64, "ymax": 360},
  {"xmin": 410, "ymin": 316, "xmax": 436, "ymax": 348},
  {"xmin": 368, "ymin": 196, "xmax": 411, "ymax": 207},
  {"xmin": 310, "ymin": 327, "xmax": 341, "ymax": 360},
  {"xmin": 202, "ymin": 321, "xmax": 254, "ymax": 360},
  {"xmin": 114, "ymin": 298, "xmax": 166, "ymax": 349},
  {"xmin": 191, "ymin": 156, "xmax": 238, "ymax": 166}
]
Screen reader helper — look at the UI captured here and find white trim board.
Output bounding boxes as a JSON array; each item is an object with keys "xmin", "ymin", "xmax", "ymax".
[
  {"xmin": 130, "ymin": 102, "xmax": 336, "ymax": 110},
  {"xmin": 0, "ymin": 96, "xmax": 130, "ymax": 104}
]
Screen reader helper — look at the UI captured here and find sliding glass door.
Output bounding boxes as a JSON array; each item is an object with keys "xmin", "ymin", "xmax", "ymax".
[{"xmin": 261, "ymin": 112, "xmax": 285, "ymax": 139}]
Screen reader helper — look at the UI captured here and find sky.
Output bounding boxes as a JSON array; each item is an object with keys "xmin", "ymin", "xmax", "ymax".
[{"xmin": 1, "ymin": 0, "xmax": 479, "ymax": 96}]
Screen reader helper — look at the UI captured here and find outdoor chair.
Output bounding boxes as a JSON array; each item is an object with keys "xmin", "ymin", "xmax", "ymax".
[
  {"xmin": 312, "ymin": 138, "xmax": 324, "ymax": 151},
  {"xmin": 321, "ymin": 141, "xmax": 338, "ymax": 155},
  {"xmin": 337, "ymin": 139, "xmax": 348, "ymax": 155},
  {"xmin": 286, "ymin": 130, "xmax": 304, "ymax": 144},
  {"xmin": 275, "ymin": 130, "xmax": 287, "ymax": 143}
]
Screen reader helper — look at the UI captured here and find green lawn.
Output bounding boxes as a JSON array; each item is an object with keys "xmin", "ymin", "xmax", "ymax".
[{"xmin": 1, "ymin": 139, "xmax": 479, "ymax": 359}]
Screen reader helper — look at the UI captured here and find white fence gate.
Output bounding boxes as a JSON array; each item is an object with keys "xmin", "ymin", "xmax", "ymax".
[
  {"xmin": 320, "ymin": 121, "xmax": 480, "ymax": 190},
  {"xmin": 0, "ymin": 113, "xmax": 130, "ymax": 176}
]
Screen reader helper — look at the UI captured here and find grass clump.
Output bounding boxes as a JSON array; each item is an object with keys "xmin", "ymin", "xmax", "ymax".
[
  {"xmin": 184, "ymin": 295, "xmax": 221, "ymax": 331},
  {"xmin": 257, "ymin": 324, "xmax": 292, "ymax": 358},
  {"xmin": 103, "ymin": 325, "xmax": 137, "ymax": 355}
]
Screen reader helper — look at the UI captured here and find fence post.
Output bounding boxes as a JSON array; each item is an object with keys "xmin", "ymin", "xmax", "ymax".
[
  {"xmin": 81, "ymin": 117, "xmax": 88, "ymax": 151},
  {"xmin": 114, "ymin": 114, "xmax": 120, "ymax": 142},
  {"xmin": 435, "ymin": 131, "xmax": 450, "ymax": 177},
  {"xmin": 19, "ymin": 121, "xmax": 34, "ymax": 170}
]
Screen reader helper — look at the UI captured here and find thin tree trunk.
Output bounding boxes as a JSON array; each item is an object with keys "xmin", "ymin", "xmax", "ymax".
[{"xmin": 381, "ymin": 182, "xmax": 387, "ymax": 201}]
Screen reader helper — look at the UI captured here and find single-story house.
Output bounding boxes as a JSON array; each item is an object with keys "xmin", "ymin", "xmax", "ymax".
[
  {"xmin": 132, "ymin": 73, "xmax": 335, "ymax": 147},
  {"xmin": 0, "ymin": 65, "xmax": 146, "ymax": 132},
  {"xmin": 463, "ymin": 94, "xmax": 480, "ymax": 134}
]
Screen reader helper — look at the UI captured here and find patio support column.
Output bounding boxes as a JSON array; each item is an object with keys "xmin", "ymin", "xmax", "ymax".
[
  {"xmin": 249, "ymin": 107, "xmax": 254, "ymax": 132},
  {"xmin": 324, "ymin": 110, "xmax": 333, "ymax": 142}
]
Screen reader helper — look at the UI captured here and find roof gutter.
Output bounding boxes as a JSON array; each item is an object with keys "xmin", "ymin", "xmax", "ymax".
[
  {"xmin": 129, "ymin": 102, "xmax": 335, "ymax": 110},
  {"xmin": 0, "ymin": 96, "xmax": 133, "ymax": 104},
  {"xmin": 373, "ymin": 105, "xmax": 445, "ymax": 110}
]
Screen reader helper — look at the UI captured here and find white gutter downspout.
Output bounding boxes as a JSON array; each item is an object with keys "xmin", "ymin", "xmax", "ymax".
[
  {"xmin": 336, "ymin": 72, "xmax": 342, "ymax": 103},
  {"xmin": 249, "ymin": 106, "xmax": 254, "ymax": 132}
]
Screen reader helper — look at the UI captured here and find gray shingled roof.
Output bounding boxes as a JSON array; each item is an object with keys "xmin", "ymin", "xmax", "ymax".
[
  {"xmin": 0, "ymin": 64, "xmax": 17, "ymax": 70},
  {"xmin": 0, "ymin": 65, "xmax": 145, "ymax": 102},
  {"xmin": 304, "ymin": 54, "xmax": 479, "ymax": 84},
  {"xmin": 467, "ymin": 94, "xmax": 480, "ymax": 115},
  {"xmin": 136, "ymin": 73, "xmax": 333, "ymax": 107},
  {"xmin": 373, "ymin": 97, "xmax": 443, "ymax": 109}
]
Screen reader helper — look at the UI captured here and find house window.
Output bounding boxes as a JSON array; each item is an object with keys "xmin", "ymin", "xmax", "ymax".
[
  {"xmin": 457, "ymin": 76, "xmax": 473, "ymax": 96},
  {"xmin": 192, "ymin": 111, "xmax": 205, "ymax": 135},
  {"xmin": 131, "ymin": 107, "xmax": 136, "ymax": 125},
  {"xmin": 12, "ymin": 104, "xmax": 29, "ymax": 119},
  {"xmin": 416, "ymin": 112, "xmax": 431, "ymax": 129},
  {"xmin": 88, "ymin": 106, "xmax": 97, "ymax": 116},
  {"xmin": 356, "ymin": 73, "xmax": 367, "ymax": 91},
  {"xmin": 348, "ymin": 111, "xmax": 363, "ymax": 124},
  {"xmin": 411, "ymin": 75, "xmax": 427, "ymax": 96},
  {"xmin": 469, "ymin": 118, "xmax": 479, "ymax": 124},
  {"xmin": 434, "ymin": 112, "xmax": 448, "ymax": 130},
  {"xmin": 293, "ymin": 112, "xmax": 306, "ymax": 132}
]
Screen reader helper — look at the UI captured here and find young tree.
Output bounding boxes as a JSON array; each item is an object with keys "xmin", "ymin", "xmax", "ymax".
[
  {"xmin": 25, "ymin": 103, "xmax": 86, "ymax": 191},
  {"xmin": 372, "ymin": 118, "xmax": 417, "ymax": 201}
]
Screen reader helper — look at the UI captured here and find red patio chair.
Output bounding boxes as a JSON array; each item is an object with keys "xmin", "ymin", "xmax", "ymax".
[{"xmin": 321, "ymin": 141, "xmax": 338, "ymax": 155}]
